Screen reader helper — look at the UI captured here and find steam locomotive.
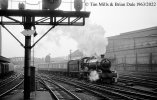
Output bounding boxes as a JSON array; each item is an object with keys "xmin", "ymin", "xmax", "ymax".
[{"xmin": 38, "ymin": 55, "xmax": 118, "ymax": 83}]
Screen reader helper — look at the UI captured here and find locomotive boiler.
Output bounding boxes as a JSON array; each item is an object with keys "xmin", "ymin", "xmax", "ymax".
[{"xmin": 79, "ymin": 55, "xmax": 118, "ymax": 83}]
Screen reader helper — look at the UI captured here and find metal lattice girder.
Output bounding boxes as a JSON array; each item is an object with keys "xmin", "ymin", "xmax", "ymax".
[{"xmin": 0, "ymin": 10, "xmax": 90, "ymax": 26}]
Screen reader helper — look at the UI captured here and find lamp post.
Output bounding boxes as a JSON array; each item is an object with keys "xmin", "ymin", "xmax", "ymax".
[{"xmin": 70, "ymin": 49, "xmax": 72, "ymax": 60}]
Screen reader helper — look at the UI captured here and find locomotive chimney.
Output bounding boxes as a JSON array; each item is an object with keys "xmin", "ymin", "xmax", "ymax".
[{"xmin": 101, "ymin": 54, "xmax": 105, "ymax": 58}]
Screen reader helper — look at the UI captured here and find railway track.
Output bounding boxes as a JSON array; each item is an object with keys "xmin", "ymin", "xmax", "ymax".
[
  {"xmin": 0, "ymin": 73, "xmax": 20, "ymax": 87},
  {"xmin": 118, "ymin": 76, "xmax": 157, "ymax": 88},
  {"xmin": 0, "ymin": 73, "xmax": 23, "ymax": 98},
  {"xmin": 38, "ymin": 74, "xmax": 81, "ymax": 100},
  {"xmin": 40, "ymin": 73, "xmax": 156, "ymax": 100},
  {"xmin": 118, "ymin": 72, "xmax": 157, "ymax": 88},
  {"xmin": 119, "ymin": 71, "xmax": 157, "ymax": 81},
  {"xmin": 119, "ymin": 71, "xmax": 157, "ymax": 76},
  {"xmin": 65, "ymin": 76, "xmax": 157, "ymax": 98},
  {"xmin": 113, "ymin": 83, "xmax": 157, "ymax": 95},
  {"xmin": 64, "ymin": 76, "xmax": 157, "ymax": 99}
]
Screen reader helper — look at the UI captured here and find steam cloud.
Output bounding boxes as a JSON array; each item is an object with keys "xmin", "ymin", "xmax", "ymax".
[
  {"xmin": 89, "ymin": 70, "xmax": 99, "ymax": 81},
  {"xmin": 54, "ymin": 21, "xmax": 107, "ymax": 56},
  {"xmin": 35, "ymin": 20, "xmax": 108, "ymax": 57},
  {"xmin": 63, "ymin": 21, "xmax": 108, "ymax": 56}
]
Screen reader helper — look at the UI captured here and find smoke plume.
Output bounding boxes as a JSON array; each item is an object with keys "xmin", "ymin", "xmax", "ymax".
[
  {"xmin": 89, "ymin": 70, "xmax": 99, "ymax": 81},
  {"xmin": 35, "ymin": 20, "xmax": 108, "ymax": 57},
  {"xmin": 55, "ymin": 21, "xmax": 107, "ymax": 56},
  {"xmin": 64, "ymin": 21, "xmax": 108, "ymax": 56}
]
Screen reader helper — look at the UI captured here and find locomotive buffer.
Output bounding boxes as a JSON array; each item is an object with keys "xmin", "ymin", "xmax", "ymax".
[{"xmin": 0, "ymin": 10, "xmax": 90, "ymax": 100}]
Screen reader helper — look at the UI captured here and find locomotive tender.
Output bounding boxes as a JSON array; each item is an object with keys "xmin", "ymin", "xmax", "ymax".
[{"xmin": 38, "ymin": 55, "xmax": 118, "ymax": 83}]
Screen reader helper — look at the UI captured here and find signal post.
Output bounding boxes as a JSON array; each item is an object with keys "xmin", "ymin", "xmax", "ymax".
[
  {"xmin": 0, "ymin": 0, "xmax": 90, "ymax": 100},
  {"xmin": 23, "ymin": 16, "xmax": 32, "ymax": 99}
]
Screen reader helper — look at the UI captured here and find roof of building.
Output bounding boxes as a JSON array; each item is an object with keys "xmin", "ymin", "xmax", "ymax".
[
  {"xmin": 0, "ymin": 56, "xmax": 11, "ymax": 63},
  {"xmin": 108, "ymin": 26, "xmax": 157, "ymax": 40},
  {"xmin": 70, "ymin": 50, "xmax": 83, "ymax": 58}
]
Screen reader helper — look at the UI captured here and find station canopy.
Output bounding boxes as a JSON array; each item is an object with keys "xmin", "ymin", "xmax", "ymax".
[{"xmin": 0, "ymin": 56, "xmax": 11, "ymax": 63}]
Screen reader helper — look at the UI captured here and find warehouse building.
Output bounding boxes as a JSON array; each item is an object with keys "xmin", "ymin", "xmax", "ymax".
[{"xmin": 106, "ymin": 26, "xmax": 157, "ymax": 72}]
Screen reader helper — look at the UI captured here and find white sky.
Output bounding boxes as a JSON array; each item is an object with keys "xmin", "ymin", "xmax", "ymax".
[{"xmin": 1, "ymin": 0, "xmax": 157, "ymax": 58}]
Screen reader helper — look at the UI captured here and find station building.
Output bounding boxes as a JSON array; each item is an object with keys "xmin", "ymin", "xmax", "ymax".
[{"xmin": 106, "ymin": 26, "xmax": 157, "ymax": 72}]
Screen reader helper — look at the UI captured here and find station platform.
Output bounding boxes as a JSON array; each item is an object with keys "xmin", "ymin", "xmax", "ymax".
[{"xmin": 1, "ymin": 90, "xmax": 52, "ymax": 100}]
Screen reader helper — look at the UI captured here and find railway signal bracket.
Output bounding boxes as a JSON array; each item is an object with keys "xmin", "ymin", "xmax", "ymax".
[
  {"xmin": 0, "ymin": 9, "xmax": 90, "ymax": 100},
  {"xmin": 0, "ymin": 10, "xmax": 90, "ymax": 26}
]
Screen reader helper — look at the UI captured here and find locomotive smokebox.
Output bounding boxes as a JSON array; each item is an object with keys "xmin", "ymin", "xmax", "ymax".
[{"xmin": 101, "ymin": 54, "xmax": 105, "ymax": 59}]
